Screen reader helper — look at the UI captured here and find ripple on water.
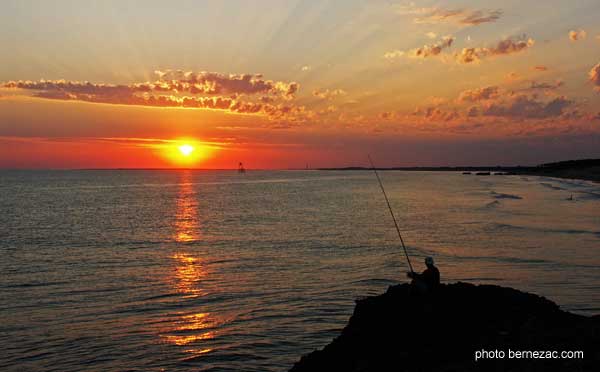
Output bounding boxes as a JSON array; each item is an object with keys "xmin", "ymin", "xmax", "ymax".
[{"xmin": 1, "ymin": 170, "xmax": 599, "ymax": 371}]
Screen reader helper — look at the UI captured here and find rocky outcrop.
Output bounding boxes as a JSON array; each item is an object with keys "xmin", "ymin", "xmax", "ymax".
[{"xmin": 290, "ymin": 283, "xmax": 600, "ymax": 371}]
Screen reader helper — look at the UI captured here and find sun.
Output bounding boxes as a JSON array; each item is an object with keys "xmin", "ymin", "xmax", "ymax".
[
  {"xmin": 178, "ymin": 144, "xmax": 194, "ymax": 157},
  {"xmin": 161, "ymin": 140, "xmax": 213, "ymax": 166}
]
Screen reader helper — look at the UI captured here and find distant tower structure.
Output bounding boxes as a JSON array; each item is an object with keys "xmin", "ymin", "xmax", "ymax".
[{"xmin": 238, "ymin": 162, "xmax": 246, "ymax": 173}]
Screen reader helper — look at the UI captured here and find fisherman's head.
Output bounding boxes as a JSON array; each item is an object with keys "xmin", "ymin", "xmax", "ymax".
[{"xmin": 425, "ymin": 256, "xmax": 434, "ymax": 267}]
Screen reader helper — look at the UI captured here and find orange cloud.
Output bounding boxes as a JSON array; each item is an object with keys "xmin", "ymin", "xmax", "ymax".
[
  {"xmin": 385, "ymin": 36, "xmax": 454, "ymax": 60},
  {"xmin": 525, "ymin": 80, "xmax": 564, "ymax": 91},
  {"xmin": 481, "ymin": 94, "xmax": 573, "ymax": 119},
  {"xmin": 458, "ymin": 86, "xmax": 499, "ymax": 102},
  {"xmin": 378, "ymin": 112, "xmax": 395, "ymax": 120},
  {"xmin": 154, "ymin": 70, "xmax": 299, "ymax": 98},
  {"xmin": 505, "ymin": 72, "xmax": 521, "ymax": 81},
  {"xmin": 312, "ymin": 88, "xmax": 347, "ymax": 100},
  {"xmin": 413, "ymin": 106, "xmax": 459, "ymax": 122},
  {"xmin": 569, "ymin": 29, "xmax": 587, "ymax": 42},
  {"xmin": 410, "ymin": 36, "xmax": 454, "ymax": 58},
  {"xmin": 413, "ymin": 82, "xmax": 578, "ymax": 124},
  {"xmin": 2, "ymin": 70, "xmax": 310, "ymax": 123},
  {"xmin": 4, "ymin": 70, "xmax": 299, "ymax": 100},
  {"xmin": 533, "ymin": 65, "xmax": 548, "ymax": 71},
  {"xmin": 455, "ymin": 36, "xmax": 535, "ymax": 64},
  {"xmin": 383, "ymin": 50, "xmax": 405, "ymax": 60},
  {"xmin": 589, "ymin": 63, "xmax": 600, "ymax": 92}
]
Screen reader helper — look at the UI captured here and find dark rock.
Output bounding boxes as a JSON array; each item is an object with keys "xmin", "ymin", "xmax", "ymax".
[{"xmin": 290, "ymin": 282, "xmax": 600, "ymax": 371}]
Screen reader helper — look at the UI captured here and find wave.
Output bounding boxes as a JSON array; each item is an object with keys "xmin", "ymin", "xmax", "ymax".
[
  {"xmin": 577, "ymin": 191, "xmax": 600, "ymax": 200},
  {"xmin": 448, "ymin": 252, "xmax": 599, "ymax": 270},
  {"xmin": 490, "ymin": 191, "xmax": 522, "ymax": 200},
  {"xmin": 484, "ymin": 200, "xmax": 501, "ymax": 208},
  {"xmin": 491, "ymin": 222, "xmax": 600, "ymax": 237},
  {"xmin": 408, "ymin": 243, "xmax": 599, "ymax": 270},
  {"xmin": 351, "ymin": 278, "xmax": 398, "ymax": 286},
  {"xmin": 540, "ymin": 182, "xmax": 565, "ymax": 190}
]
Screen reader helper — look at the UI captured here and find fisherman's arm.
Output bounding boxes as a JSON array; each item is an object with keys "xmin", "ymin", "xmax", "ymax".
[{"xmin": 406, "ymin": 271, "xmax": 421, "ymax": 279}]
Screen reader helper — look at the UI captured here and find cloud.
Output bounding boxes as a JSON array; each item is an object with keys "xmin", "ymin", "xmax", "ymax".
[
  {"xmin": 385, "ymin": 36, "xmax": 454, "ymax": 60},
  {"xmin": 410, "ymin": 36, "xmax": 454, "ymax": 58},
  {"xmin": 34, "ymin": 90, "xmax": 79, "ymax": 100},
  {"xmin": 386, "ymin": 35, "xmax": 534, "ymax": 64},
  {"xmin": 458, "ymin": 86, "xmax": 499, "ymax": 102},
  {"xmin": 467, "ymin": 106, "xmax": 479, "ymax": 117},
  {"xmin": 413, "ymin": 106, "xmax": 459, "ymax": 122},
  {"xmin": 378, "ymin": 112, "xmax": 396, "ymax": 120},
  {"xmin": 154, "ymin": 70, "xmax": 299, "ymax": 98},
  {"xmin": 397, "ymin": 5, "xmax": 502, "ymax": 26},
  {"xmin": 425, "ymin": 32, "xmax": 437, "ymax": 39},
  {"xmin": 318, "ymin": 105, "xmax": 337, "ymax": 115},
  {"xmin": 481, "ymin": 94, "xmax": 574, "ymax": 119},
  {"xmin": 505, "ymin": 72, "xmax": 521, "ymax": 81},
  {"xmin": 455, "ymin": 36, "xmax": 535, "ymax": 64},
  {"xmin": 2, "ymin": 70, "xmax": 310, "ymax": 122},
  {"xmin": 4, "ymin": 70, "xmax": 300, "ymax": 99},
  {"xmin": 312, "ymin": 88, "xmax": 347, "ymax": 100},
  {"xmin": 533, "ymin": 65, "xmax": 548, "ymax": 71},
  {"xmin": 414, "ymin": 83, "xmax": 580, "ymax": 124},
  {"xmin": 589, "ymin": 63, "xmax": 600, "ymax": 91},
  {"xmin": 4, "ymin": 80, "xmax": 138, "ymax": 97},
  {"xmin": 569, "ymin": 29, "xmax": 587, "ymax": 42},
  {"xmin": 526, "ymin": 80, "xmax": 564, "ymax": 91},
  {"xmin": 301, "ymin": 65, "xmax": 311, "ymax": 72},
  {"xmin": 383, "ymin": 50, "xmax": 405, "ymax": 60},
  {"xmin": 459, "ymin": 10, "xmax": 503, "ymax": 25}
]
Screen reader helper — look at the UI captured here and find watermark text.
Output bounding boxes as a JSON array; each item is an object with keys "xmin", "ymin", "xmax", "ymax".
[{"xmin": 474, "ymin": 349, "xmax": 583, "ymax": 361}]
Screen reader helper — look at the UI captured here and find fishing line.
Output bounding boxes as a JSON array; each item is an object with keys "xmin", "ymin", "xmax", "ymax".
[{"xmin": 368, "ymin": 155, "xmax": 414, "ymax": 273}]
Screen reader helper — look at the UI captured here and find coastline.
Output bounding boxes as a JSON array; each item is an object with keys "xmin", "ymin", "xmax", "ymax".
[{"xmin": 318, "ymin": 158, "xmax": 600, "ymax": 183}]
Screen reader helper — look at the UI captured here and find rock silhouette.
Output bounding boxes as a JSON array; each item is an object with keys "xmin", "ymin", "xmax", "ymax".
[{"xmin": 290, "ymin": 282, "xmax": 600, "ymax": 371}]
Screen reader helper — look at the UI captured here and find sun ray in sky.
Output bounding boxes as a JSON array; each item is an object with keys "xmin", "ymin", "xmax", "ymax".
[{"xmin": 1, "ymin": 0, "xmax": 599, "ymax": 168}]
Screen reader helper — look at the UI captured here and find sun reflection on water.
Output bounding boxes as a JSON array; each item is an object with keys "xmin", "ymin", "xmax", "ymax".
[
  {"xmin": 161, "ymin": 253, "xmax": 224, "ymax": 357},
  {"xmin": 161, "ymin": 253, "xmax": 222, "ymax": 357},
  {"xmin": 160, "ymin": 308, "xmax": 225, "ymax": 357},
  {"xmin": 171, "ymin": 253, "xmax": 206, "ymax": 298},
  {"xmin": 160, "ymin": 172, "xmax": 222, "ymax": 359},
  {"xmin": 174, "ymin": 172, "xmax": 200, "ymax": 243}
]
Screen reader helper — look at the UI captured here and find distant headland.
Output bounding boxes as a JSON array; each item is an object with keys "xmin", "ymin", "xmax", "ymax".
[{"xmin": 319, "ymin": 158, "xmax": 600, "ymax": 183}]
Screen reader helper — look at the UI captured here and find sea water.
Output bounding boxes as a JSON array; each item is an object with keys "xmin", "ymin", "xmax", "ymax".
[{"xmin": 1, "ymin": 170, "xmax": 599, "ymax": 371}]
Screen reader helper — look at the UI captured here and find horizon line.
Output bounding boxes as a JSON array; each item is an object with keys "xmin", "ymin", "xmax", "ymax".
[{"xmin": 1, "ymin": 158, "xmax": 597, "ymax": 171}]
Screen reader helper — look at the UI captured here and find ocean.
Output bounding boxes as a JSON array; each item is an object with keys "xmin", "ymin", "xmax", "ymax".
[{"xmin": 1, "ymin": 170, "xmax": 599, "ymax": 371}]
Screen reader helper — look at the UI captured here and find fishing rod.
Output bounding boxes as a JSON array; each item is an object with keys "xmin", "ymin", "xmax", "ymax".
[{"xmin": 368, "ymin": 155, "xmax": 414, "ymax": 274}]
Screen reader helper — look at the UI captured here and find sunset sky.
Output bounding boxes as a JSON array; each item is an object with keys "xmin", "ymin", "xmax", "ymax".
[{"xmin": 1, "ymin": 0, "xmax": 599, "ymax": 169}]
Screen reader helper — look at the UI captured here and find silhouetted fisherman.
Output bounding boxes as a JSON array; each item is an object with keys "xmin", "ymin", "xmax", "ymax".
[{"xmin": 407, "ymin": 256, "xmax": 440, "ymax": 293}]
